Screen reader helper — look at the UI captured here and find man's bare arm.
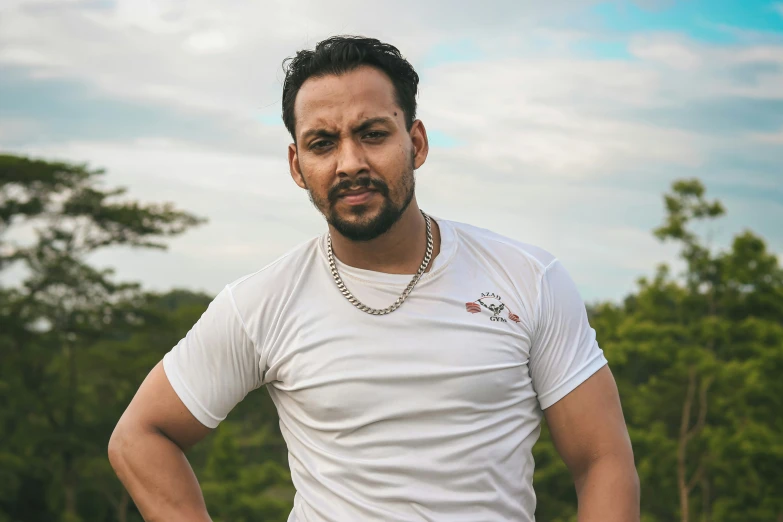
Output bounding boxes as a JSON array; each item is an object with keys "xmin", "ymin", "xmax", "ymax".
[
  {"xmin": 544, "ymin": 365, "xmax": 640, "ymax": 522},
  {"xmin": 108, "ymin": 361, "xmax": 213, "ymax": 522}
]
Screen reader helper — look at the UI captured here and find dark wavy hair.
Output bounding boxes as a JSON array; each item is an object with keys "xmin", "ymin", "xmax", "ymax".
[{"xmin": 281, "ymin": 35, "xmax": 420, "ymax": 142}]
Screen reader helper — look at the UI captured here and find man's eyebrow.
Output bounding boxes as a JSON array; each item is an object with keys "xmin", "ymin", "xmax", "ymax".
[
  {"xmin": 299, "ymin": 117, "xmax": 393, "ymax": 143},
  {"xmin": 352, "ymin": 117, "xmax": 393, "ymax": 134},
  {"xmin": 300, "ymin": 128, "xmax": 339, "ymax": 142}
]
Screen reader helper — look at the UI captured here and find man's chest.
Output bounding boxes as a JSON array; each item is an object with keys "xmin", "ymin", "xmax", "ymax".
[{"xmin": 259, "ymin": 274, "xmax": 539, "ymax": 432}]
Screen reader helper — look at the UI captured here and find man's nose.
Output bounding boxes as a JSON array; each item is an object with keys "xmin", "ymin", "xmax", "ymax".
[{"xmin": 336, "ymin": 139, "xmax": 369, "ymax": 178}]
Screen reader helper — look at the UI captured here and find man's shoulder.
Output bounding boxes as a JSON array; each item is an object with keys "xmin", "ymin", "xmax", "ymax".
[
  {"xmin": 445, "ymin": 218, "xmax": 557, "ymax": 271},
  {"xmin": 225, "ymin": 234, "xmax": 323, "ymax": 305}
]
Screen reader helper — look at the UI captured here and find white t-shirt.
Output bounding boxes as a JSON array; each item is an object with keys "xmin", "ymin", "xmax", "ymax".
[{"xmin": 163, "ymin": 217, "xmax": 607, "ymax": 522}]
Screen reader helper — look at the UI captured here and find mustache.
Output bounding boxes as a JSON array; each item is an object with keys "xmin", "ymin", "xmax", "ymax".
[{"xmin": 327, "ymin": 177, "xmax": 390, "ymax": 203}]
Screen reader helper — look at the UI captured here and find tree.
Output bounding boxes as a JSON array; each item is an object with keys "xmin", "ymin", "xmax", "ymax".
[
  {"xmin": 592, "ymin": 179, "xmax": 783, "ymax": 521},
  {"xmin": 77, "ymin": 289, "xmax": 215, "ymax": 522},
  {"xmin": 199, "ymin": 422, "xmax": 294, "ymax": 522},
  {"xmin": 0, "ymin": 154, "xmax": 204, "ymax": 521},
  {"xmin": 533, "ymin": 179, "xmax": 782, "ymax": 522}
]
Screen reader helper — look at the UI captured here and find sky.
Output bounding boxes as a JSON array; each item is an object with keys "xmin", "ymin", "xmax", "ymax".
[{"xmin": 1, "ymin": 0, "xmax": 781, "ymax": 303}]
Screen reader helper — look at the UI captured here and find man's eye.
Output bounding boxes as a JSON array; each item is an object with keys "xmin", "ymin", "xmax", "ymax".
[
  {"xmin": 311, "ymin": 140, "xmax": 332, "ymax": 150},
  {"xmin": 363, "ymin": 131, "xmax": 387, "ymax": 140}
]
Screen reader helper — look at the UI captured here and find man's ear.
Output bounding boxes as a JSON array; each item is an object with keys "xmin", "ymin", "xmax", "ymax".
[
  {"xmin": 288, "ymin": 143, "xmax": 307, "ymax": 189},
  {"xmin": 409, "ymin": 119, "xmax": 429, "ymax": 170}
]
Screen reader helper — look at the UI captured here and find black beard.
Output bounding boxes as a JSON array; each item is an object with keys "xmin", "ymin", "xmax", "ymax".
[
  {"xmin": 308, "ymin": 163, "xmax": 416, "ymax": 242},
  {"xmin": 329, "ymin": 177, "xmax": 415, "ymax": 241}
]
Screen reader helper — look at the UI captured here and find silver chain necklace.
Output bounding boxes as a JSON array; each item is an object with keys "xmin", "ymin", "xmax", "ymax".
[{"xmin": 327, "ymin": 210, "xmax": 433, "ymax": 316}]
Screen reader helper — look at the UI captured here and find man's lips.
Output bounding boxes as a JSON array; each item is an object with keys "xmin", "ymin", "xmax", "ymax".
[{"xmin": 338, "ymin": 188, "xmax": 378, "ymax": 205}]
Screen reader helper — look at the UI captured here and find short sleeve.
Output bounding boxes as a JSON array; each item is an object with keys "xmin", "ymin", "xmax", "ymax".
[
  {"xmin": 162, "ymin": 285, "xmax": 261, "ymax": 428},
  {"xmin": 530, "ymin": 260, "xmax": 608, "ymax": 410}
]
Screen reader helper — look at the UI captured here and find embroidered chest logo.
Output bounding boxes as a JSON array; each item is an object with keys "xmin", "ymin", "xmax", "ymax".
[{"xmin": 466, "ymin": 292, "xmax": 520, "ymax": 323}]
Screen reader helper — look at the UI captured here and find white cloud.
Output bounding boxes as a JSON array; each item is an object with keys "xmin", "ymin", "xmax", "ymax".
[
  {"xmin": 750, "ymin": 130, "xmax": 783, "ymax": 144},
  {"xmin": 418, "ymin": 57, "xmax": 709, "ymax": 179},
  {"xmin": 0, "ymin": 0, "xmax": 593, "ymax": 118},
  {"xmin": 3, "ymin": 1, "xmax": 782, "ymax": 121},
  {"xmin": 629, "ymin": 37, "xmax": 703, "ymax": 69},
  {"xmin": 183, "ymin": 30, "xmax": 237, "ymax": 55},
  {"xmin": 0, "ymin": 118, "xmax": 41, "ymax": 142}
]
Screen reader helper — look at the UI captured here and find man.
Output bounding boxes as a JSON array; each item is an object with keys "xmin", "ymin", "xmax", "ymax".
[{"xmin": 109, "ymin": 36, "xmax": 640, "ymax": 521}]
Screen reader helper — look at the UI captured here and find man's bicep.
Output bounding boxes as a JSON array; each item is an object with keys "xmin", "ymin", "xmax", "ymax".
[
  {"xmin": 543, "ymin": 365, "xmax": 633, "ymax": 477},
  {"xmin": 530, "ymin": 259, "xmax": 607, "ymax": 409},
  {"xmin": 119, "ymin": 361, "xmax": 213, "ymax": 451},
  {"xmin": 162, "ymin": 285, "xmax": 262, "ymax": 429}
]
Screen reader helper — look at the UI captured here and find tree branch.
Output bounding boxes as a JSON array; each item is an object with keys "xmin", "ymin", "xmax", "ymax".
[
  {"xmin": 686, "ymin": 376, "xmax": 713, "ymax": 443},
  {"xmin": 686, "ymin": 458, "xmax": 704, "ymax": 493},
  {"xmin": 680, "ymin": 367, "xmax": 697, "ymax": 444},
  {"xmin": 678, "ymin": 366, "xmax": 698, "ymax": 522}
]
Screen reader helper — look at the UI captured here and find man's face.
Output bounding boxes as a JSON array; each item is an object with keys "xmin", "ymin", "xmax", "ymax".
[{"xmin": 288, "ymin": 66, "xmax": 428, "ymax": 241}]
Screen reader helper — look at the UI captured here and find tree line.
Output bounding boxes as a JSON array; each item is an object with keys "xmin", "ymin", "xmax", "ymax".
[{"xmin": 1, "ymin": 154, "xmax": 780, "ymax": 521}]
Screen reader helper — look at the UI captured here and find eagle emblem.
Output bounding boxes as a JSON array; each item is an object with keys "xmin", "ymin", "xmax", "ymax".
[{"xmin": 465, "ymin": 292, "xmax": 520, "ymax": 323}]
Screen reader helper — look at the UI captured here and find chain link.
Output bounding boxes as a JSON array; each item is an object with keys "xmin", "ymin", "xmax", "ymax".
[{"xmin": 327, "ymin": 211, "xmax": 433, "ymax": 315}]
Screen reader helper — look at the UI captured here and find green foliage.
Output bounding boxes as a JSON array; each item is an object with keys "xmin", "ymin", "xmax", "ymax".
[
  {"xmin": 533, "ymin": 178, "xmax": 783, "ymax": 522},
  {"xmin": 0, "ymin": 154, "xmax": 295, "ymax": 522},
  {"xmin": 0, "ymin": 154, "xmax": 210, "ymax": 521},
  {"xmin": 1, "ymin": 154, "xmax": 780, "ymax": 521},
  {"xmin": 200, "ymin": 424, "xmax": 294, "ymax": 522}
]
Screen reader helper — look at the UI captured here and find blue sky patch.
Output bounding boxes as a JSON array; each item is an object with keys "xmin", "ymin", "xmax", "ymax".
[
  {"xmin": 633, "ymin": 98, "xmax": 783, "ymax": 135},
  {"xmin": 591, "ymin": 0, "xmax": 783, "ymax": 42},
  {"xmin": 0, "ymin": 66, "xmax": 217, "ymax": 145},
  {"xmin": 576, "ymin": 39, "xmax": 633, "ymax": 59},
  {"xmin": 714, "ymin": 181, "xmax": 783, "ymax": 206},
  {"xmin": 427, "ymin": 129, "xmax": 461, "ymax": 148},
  {"xmin": 421, "ymin": 39, "xmax": 484, "ymax": 68},
  {"xmin": 257, "ymin": 112, "xmax": 283, "ymax": 126}
]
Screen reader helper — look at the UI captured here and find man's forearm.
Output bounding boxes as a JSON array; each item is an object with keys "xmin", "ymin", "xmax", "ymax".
[
  {"xmin": 574, "ymin": 455, "xmax": 640, "ymax": 522},
  {"xmin": 108, "ymin": 426, "xmax": 212, "ymax": 522}
]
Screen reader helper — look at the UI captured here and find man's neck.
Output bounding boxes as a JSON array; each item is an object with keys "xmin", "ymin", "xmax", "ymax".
[{"xmin": 328, "ymin": 203, "xmax": 442, "ymax": 275}]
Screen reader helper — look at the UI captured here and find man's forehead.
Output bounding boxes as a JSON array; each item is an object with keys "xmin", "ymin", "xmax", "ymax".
[{"xmin": 294, "ymin": 67, "xmax": 400, "ymax": 132}]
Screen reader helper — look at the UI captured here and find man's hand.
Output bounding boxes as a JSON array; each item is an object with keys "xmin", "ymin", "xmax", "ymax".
[
  {"xmin": 544, "ymin": 365, "xmax": 640, "ymax": 522},
  {"xmin": 108, "ymin": 361, "xmax": 214, "ymax": 522}
]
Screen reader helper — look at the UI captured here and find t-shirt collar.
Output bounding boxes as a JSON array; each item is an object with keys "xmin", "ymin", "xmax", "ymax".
[{"xmin": 320, "ymin": 215, "xmax": 457, "ymax": 286}]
